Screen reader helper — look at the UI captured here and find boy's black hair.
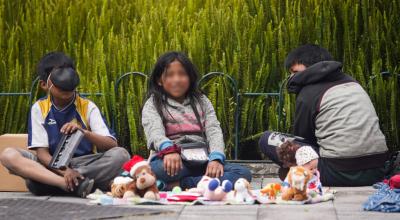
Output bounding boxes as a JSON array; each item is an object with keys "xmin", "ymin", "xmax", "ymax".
[
  {"xmin": 147, "ymin": 51, "xmax": 203, "ymax": 120},
  {"xmin": 36, "ymin": 52, "xmax": 75, "ymax": 81},
  {"xmin": 284, "ymin": 44, "xmax": 333, "ymax": 70}
]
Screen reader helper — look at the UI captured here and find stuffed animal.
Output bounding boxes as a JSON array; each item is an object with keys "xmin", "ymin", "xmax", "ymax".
[
  {"xmin": 110, "ymin": 176, "xmax": 134, "ymax": 198},
  {"xmin": 205, "ymin": 178, "xmax": 233, "ymax": 201},
  {"xmin": 260, "ymin": 183, "xmax": 281, "ymax": 200},
  {"xmin": 188, "ymin": 176, "xmax": 212, "ymax": 194},
  {"xmin": 110, "ymin": 155, "xmax": 160, "ymax": 200},
  {"xmin": 127, "ymin": 155, "xmax": 160, "ymax": 200},
  {"xmin": 188, "ymin": 176, "xmax": 233, "ymax": 201},
  {"xmin": 234, "ymin": 178, "xmax": 254, "ymax": 203},
  {"xmin": 281, "ymin": 166, "xmax": 312, "ymax": 201}
]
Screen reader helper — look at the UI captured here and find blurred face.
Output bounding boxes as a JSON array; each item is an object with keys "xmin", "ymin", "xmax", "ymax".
[
  {"xmin": 47, "ymin": 80, "xmax": 75, "ymax": 107},
  {"xmin": 289, "ymin": 63, "xmax": 307, "ymax": 76},
  {"xmin": 302, "ymin": 159, "xmax": 318, "ymax": 175},
  {"xmin": 158, "ymin": 60, "xmax": 190, "ymax": 102}
]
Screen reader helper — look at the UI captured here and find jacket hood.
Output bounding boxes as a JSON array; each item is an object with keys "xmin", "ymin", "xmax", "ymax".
[{"xmin": 287, "ymin": 61, "xmax": 344, "ymax": 94}]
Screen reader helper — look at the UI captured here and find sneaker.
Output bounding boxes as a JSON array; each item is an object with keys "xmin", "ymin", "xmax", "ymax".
[{"xmin": 75, "ymin": 178, "xmax": 94, "ymax": 198}]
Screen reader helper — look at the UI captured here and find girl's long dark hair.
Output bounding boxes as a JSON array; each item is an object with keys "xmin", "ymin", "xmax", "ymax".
[{"xmin": 147, "ymin": 51, "xmax": 203, "ymax": 121}]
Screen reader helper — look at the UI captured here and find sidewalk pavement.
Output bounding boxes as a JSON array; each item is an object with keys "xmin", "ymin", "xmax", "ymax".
[{"xmin": 1, "ymin": 178, "xmax": 399, "ymax": 220}]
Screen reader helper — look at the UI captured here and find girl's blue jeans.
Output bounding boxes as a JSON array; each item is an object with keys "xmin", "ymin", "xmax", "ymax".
[{"xmin": 150, "ymin": 158, "xmax": 252, "ymax": 190}]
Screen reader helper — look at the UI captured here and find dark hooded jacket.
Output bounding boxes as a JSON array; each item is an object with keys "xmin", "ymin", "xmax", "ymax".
[{"xmin": 287, "ymin": 61, "xmax": 388, "ymax": 171}]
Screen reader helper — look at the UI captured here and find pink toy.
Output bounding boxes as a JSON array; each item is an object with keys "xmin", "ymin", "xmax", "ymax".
[{"xmin": 188, "ymin": 176, "xmax": 233, "ymax": 201}]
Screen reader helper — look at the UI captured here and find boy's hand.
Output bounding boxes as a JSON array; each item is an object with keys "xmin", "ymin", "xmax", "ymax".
[
  {"xmin": 60, "ymin": 122, "xmax": 85, "ymax": 134},
  {"xmin": 64, "ymin": 168, "xmax": 84, "ymax": 191},
  {"xmin": 206, "ymin": 161, "xmax": 224, "ymax": 178},
  {"xmin": 163, "ymin": 153, "xmax": 182, "ymax": 176}
]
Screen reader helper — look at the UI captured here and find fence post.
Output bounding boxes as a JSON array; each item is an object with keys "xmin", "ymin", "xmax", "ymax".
[{"xmin": 199, "ymin": 72, "xmax": 240, "ymax": 160}]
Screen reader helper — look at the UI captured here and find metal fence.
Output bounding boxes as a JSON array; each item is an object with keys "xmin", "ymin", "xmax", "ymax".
[{"xmin": 0, "ymin": 72, "xmax": 291, "ymax": 160}]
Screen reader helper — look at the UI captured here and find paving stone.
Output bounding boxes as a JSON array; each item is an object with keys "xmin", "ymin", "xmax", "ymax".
[
  {"xmin": 119, "ymin": 212, "xmax": 179, "ymax": 220},
  {"xmin": 0, "ymin": 192, "xmax": 49, "ymax": 200},
  {"xmin": 136, "ymin": 205, "xmax": 185, "ymax": 212},
  {"xmin": 337, "ymin": 213, "xmax": 400, "ymax": 220},
  {"xmin": 0, "ymin": 198, "xmax": 170, "ymax": 219},
  {"xmin": 122, "ymin": 205, "xmax": 184, "ymax": 220},
  {"xmin": 330, "ymin": 186, "xmax": 375, "ymax": 195},
  {"xmin": 1, "ymin": 184, "xmax": 400, "ymax": 220},
  {"xmin": 258, "ymin": 205, "xmax": 337, "ymax": 220},
  {"xmin": 47, "ymin": 196, "xmax": 90, "ymax": 204},
  {"xmin": 178, "ymin": 205, "xmax": 259, "ymax": 220},
  {"xmin": 333, "ymin": 194, "xmax": 369, "ymax": 204},
  {"xmin": 333, "ymin": 188, "xmax": 400, "ymax": 220},
  {"xmin": 335, "ymin": 205, "xmax": 400, "ymax": 220}
]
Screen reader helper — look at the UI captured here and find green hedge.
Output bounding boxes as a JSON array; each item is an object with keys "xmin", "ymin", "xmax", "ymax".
[{"xmin": 0, "ymin": 0, "xmax": 399, "ymax": 157}]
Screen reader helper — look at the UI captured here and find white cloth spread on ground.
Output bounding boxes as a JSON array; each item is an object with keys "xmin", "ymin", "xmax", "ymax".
[{"xmin": 87, "ymin": 188, "xmax": 335, "ymax": 206}]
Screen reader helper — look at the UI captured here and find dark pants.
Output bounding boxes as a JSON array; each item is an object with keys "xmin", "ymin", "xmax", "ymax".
[
  {"xmin": 150, "ymin": 158, "xmax": 252, "ymax": 190},
  {"xmin": 259, "ymin": 131, "xmax": 385, "ymax": 186}
]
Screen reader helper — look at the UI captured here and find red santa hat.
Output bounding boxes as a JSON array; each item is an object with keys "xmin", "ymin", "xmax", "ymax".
[{"xmin": 122, "ymin": 155, "xmax": 149, "ymax": 177}]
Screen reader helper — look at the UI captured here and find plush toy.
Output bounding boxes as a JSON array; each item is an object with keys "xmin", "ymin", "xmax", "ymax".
[
  {"xmin": 188, "ymin": 176, "xmax": 212, "ymax": 194},
  {"xmin": 234, "ymin": 178, "xmax": 254, "ymax": 203},
  {"xmin": 127, "ymin": 155, "xmax": 160, "ymax": 200},
  {"xmin": 188, "ymin": 176, "xmax": 233, "ymax": 201},
  {"xmin": 205, "ymin": 178, "xmax": 233, "ymax": 201},
  {"xmin": 260, "ymin": 183, "xmax": 282, "ymax": 200},
  {"xmin": 110, "ymin": 176, "xmax": 134, "ymax": 198},
  {"xmin": 110, "ymin": 155, "xmax": 160, "ymax": 200},
  {"xmin": 281, "ymin": 166, "xmax": 312, "ymax": 201}
]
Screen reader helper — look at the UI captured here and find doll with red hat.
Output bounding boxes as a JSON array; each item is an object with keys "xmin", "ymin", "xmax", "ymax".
[{"xmin": 110, "ymin": 155, "xmax": 160, "ymax": 200}]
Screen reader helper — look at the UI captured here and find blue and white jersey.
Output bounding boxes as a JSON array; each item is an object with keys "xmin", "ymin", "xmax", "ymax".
[{"xmin": 28, "ymin": 94, "xmax": 116, "ymax": 157}]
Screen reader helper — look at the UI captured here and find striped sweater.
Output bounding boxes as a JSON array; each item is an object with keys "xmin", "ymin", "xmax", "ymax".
[{"xmin": 141, "ymin": 95, "xmax": 226, "ymax": 163}]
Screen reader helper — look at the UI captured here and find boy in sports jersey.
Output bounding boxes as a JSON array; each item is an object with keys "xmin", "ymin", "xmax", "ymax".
[{"xmin": 0, "ymin": 52, "xmax": 130, "ymax": 197}]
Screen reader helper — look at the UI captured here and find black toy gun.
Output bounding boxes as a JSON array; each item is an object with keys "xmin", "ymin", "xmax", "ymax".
[{"xmin": 49, "ymin": 130, "xmax": 84, "ymax": 170}]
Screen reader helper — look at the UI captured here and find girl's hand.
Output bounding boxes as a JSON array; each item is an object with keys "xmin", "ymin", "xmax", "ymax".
[
  {"xmin": 163, "ymin": 153, "xmax": 183, "ymax": 176},
  {"xmin": 60, "ymin": 122, "xmax": 85, "ymax": 134},
  {"xmin": 205, "ymin": 161, "xmax": 224, "ymax": 178}
]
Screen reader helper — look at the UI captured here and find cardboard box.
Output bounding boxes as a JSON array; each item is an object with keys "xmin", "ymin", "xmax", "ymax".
[{"xmin": 0, "ymin": 134, "xmax": 31, "ymax": 192}]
